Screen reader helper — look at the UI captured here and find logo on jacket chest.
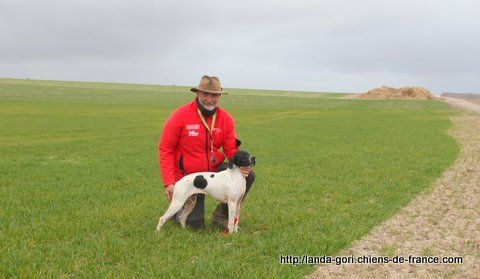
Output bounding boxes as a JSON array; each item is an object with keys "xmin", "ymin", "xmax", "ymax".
[
  {"xmin": 186, "ymin": 124, "xmax": 200, "ymax": 137},
  {"xmin": 186, "ymin": 124, "xmax": 200, "ymax": 130},
  {"xmin": 188, "ymin": 130, "xmax": 199, "ymax": 137},
  {"xmin": 185, "ymin": 124, "xmax": 222, "ymax": 137}
]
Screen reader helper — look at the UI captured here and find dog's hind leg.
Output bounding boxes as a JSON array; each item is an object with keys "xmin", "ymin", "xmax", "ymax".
[
  {"xmin": 178, "ymin": 195, "xmax": 197, "ymax": 228},
  {"xmin": 227, "ymin": 201, "xmax": 237, "ymax": 234},
  {"xmin": 156, "ymin": 195, "xmax": 190, "ymax": 232}
]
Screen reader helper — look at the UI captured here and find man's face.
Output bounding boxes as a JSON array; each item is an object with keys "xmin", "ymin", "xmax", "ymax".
[{"xmin": 197, "ymin": 91, "xmax": 221, "ymax": 111}]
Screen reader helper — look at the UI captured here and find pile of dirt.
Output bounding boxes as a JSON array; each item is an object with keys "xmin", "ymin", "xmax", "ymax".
[{"xmin": 359, "ymin": 86, "xmax": 434, "ymax": 99}]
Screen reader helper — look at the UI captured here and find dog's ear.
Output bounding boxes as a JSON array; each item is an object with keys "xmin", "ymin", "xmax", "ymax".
[
  {"xmin": 229, "ymin": 151, "xmax": 239, "ymax": 168},
  {"xmin": 235, "ymin": 138, "xmax": 242, "ymax": 147}
]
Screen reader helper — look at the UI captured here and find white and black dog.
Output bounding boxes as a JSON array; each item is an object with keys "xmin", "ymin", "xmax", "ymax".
[{"xmin": 156, "ymin": 151, "xmax": 256, "ymax": 234}]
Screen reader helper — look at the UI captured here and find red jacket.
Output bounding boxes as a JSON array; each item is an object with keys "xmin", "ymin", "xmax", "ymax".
[{"xmin": 158, "ymin": 99, "xmax": 238, "ymax": 187}]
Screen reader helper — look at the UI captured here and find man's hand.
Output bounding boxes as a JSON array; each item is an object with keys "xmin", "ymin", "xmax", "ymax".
[
  {"xmin": 239, "ymin": 166, "xmax": 252, "ymax": 177},
  {"xmin": 164, "ymin": 184, "xmax": 174, "ymax": 201}
]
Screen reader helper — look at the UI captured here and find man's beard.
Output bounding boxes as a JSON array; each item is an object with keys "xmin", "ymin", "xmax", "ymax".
[
  {"xmin": 199, "ymin": 99, "xmax": 216, "ymax": 111},
  {"xmin": 196, "ymin": 97, "xmax": 217, "ymax": 116}
]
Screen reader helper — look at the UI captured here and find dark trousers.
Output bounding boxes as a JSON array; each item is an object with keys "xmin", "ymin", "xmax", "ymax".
[{"xmin": 174, "ymin": 162, "xmax": 255, "ymax": 229}]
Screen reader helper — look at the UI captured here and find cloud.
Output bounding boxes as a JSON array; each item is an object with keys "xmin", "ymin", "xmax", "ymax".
[{"xmin": 1, "ymin": 0, "xmax": 479, "ymax": 92}]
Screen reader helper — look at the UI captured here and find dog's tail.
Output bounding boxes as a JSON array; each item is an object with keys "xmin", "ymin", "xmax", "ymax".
[{"xmin": 193, "ymin": 175, "xmax": 208, "ymax": 189}]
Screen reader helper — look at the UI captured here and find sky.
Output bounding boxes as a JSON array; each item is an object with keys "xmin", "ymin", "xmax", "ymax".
[{"xmin": 1, "ymin": 0, "xmax": 479, "ymax": 93}]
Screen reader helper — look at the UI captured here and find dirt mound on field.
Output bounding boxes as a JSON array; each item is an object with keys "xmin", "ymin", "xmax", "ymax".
[{"xmin": 359, "ymin": 86, "xmax": 434, "ymax": 99}]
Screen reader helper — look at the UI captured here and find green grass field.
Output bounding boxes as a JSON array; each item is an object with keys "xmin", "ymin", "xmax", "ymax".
[{"xmin": 0, "ymin": 78, "xmax": 459, "ymax": 277}]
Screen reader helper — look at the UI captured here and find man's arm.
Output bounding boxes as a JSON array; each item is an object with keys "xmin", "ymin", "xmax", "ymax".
[
  {"xmin": 159, "ymin": 113, "xmax": 181, "ymax": 187},
  {"xmin": 222, "ymin": 115, "xmax": 238, "ymax": 159}
]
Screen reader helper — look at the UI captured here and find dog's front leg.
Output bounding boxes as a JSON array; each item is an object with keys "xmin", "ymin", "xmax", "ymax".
[
  {"xmin": 227, "ymin": 201, "xmax": 237, "ymax": 234},
  {"xmin": 233, "ymin": 192, "xmax": 244, "ymax": 233},
  {"xmin": 234, "ymin": 200, "xmax": 242, "ymax": 233}
]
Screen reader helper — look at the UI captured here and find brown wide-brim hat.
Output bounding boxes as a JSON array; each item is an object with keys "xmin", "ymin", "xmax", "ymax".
[{"xmin": 191, "ymin": 75, "xmax": 228, "ymax": 94}]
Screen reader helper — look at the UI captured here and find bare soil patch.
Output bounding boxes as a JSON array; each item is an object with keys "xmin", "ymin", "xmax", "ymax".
[
  {"xmin": 440, "ymin": 97, "xmax": 480, "ymax": 114},
  {"xmin": 307, "ymin": 100, "xmax": 480, "ymax": 278},
  {"xmin": 441, "ymin": 94, "xmax": 480, "ymax": 106},
  {"xmin": 462, "ymin": 98, "xmax": 480, "ymax": 105}
]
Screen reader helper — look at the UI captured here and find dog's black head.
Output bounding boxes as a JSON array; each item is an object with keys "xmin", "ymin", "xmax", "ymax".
[{"xmin": 229, "ymin": 150, "xmax": 256, "ymax": 169}]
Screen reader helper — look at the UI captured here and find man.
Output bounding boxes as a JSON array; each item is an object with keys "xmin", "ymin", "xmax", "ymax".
[{"xmin": 158, "ymin": 75, "xmax": 255, "ymax": 230}]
